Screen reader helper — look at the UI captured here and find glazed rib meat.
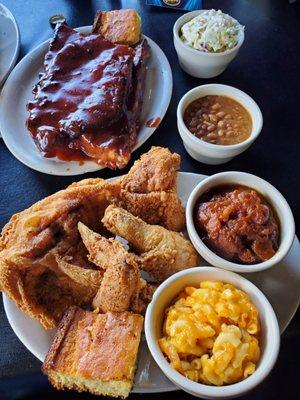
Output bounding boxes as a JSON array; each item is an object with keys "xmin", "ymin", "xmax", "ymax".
[
  {"xmin": 74, "ymin": 39, "xmax": 150, "ymax": 168},
  {"xmin": 27, "ymin": 23, "xmax": 150, "ymax": 169}
]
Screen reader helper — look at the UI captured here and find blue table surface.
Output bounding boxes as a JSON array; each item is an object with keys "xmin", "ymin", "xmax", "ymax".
[{"xmin": 0, "ymin": 1, "xmax": 299, "ymax": 399}]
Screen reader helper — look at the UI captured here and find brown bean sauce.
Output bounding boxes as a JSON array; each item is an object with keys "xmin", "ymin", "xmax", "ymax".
[
  {"xmin": 184, "ymin": 95, "xmax": 252, "ymax": 145},
  {"xmin": 194, "ymin": 185, "xmax": 280, "ymax": 264}
]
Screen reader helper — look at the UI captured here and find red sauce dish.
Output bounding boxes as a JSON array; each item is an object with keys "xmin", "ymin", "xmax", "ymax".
[{"xmin": 186, "ymin": 171, "xmax": 295, "ymax": 273}]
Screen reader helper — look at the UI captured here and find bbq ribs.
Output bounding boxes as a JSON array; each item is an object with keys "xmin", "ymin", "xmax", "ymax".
[{"xmin": 27, "ymin": 20, "xmax": 150, "ymax": 169}]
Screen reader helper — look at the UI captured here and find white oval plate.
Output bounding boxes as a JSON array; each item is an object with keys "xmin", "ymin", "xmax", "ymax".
[
  {"xmin": 3, "ymin": 172, "xmax": 300, "ymax": 393},
  {"xmin": 0, "ymin": 26, "xmax": 172, "ymax": 175},
  {"xmin": 0, "ymin": 3, "xmax": 19, "ymax": 87}
]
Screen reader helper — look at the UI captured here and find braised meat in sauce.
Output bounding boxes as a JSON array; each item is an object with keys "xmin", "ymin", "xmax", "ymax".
[
  {"xmin": 27, "ymin": 23, "xmax": 150, "ymax": 168},
  {"xmin": 194, "ymin": 185, "xmax": 279, "ymax": 264}
]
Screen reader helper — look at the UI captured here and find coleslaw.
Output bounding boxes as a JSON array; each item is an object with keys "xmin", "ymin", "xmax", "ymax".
[{"xmin": 181, "ymin": 9, "xmax": 244, "ymax": 53}]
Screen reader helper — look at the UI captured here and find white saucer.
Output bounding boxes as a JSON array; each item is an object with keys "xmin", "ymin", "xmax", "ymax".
[
  {"xmin": 3, "ymin": 172, "xmax": 300, "ymax": 393},
  {"xmin": 0, "ymin": 27, "xmax": 172, "ymax": 175},
  {"xmin": 0, "ymin": 3, "xmax": 19, "ymax": 86}
]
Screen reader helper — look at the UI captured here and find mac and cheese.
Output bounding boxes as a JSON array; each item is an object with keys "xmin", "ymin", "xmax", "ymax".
[{"xmin": 158, "ymin": 281, "xmax": 260, "ymax": 385}]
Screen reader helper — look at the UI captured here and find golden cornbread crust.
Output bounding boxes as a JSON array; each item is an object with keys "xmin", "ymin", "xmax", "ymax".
[
  {"xmin": 42, "ymin": 306, "xmax": 143, "ymax": 398},
  {"xmin": 93, "ymin": 9, "xmax": 141, "ymax": 45}
]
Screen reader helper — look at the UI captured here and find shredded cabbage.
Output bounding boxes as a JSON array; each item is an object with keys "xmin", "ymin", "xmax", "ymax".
[{"xmin": 181, "ymin": 10, "xmax": 244, "ymax": 53}]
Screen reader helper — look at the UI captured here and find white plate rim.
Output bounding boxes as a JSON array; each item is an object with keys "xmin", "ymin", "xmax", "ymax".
[
  {"xmin": 2, "ymin": 171, "xmax": 300, "ymax": 393},
  {"xmin": 0, "ymin": 26, "xmax": 172, "ymax": 175}
]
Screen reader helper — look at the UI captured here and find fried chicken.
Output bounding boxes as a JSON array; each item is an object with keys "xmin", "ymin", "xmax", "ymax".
[
  {"xmin": 102, "ymin": 205, "xmax": 200, "ymax": 282},
  {"xmin": 121, "ymin": 146, "xmax": 181, "ymax": 193},
  {"xmin": 78, "ymin": 221, "xmax": 130, "ymax": 270},
  {"xmin": 93, "ymin": 262, "xmax": 140, "ymax": 313},
  {"xmin": 0, "ymin": 179, "xmax": 116, "ymax": 328},
  {"xmin": 115, "ymin": 147, "xmax": 185, "ymax": 231},
  {"xmin": 78, "ymin": 222, "xmax": 153, "ymax": 314},
  {"xmin": 0, "ymin": 147, "xmax": 185, "ymax": 328}
]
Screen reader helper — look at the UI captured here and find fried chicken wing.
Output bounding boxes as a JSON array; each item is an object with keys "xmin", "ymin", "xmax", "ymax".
[
  {"xmin": 55, "ymin": 255, "xmax": 103, "ymax": 289},
  {"xmin": 116, "ymin": 191, "xmax": 185, "ymax": 232},
  {"xmin": 78, "ymin": 222, "xmax": 156, "ymax": 314},
  {"xmin": 0, "ymin": 251, "xmax": 103, "ymax": 328},
  {"xmin": 102, "ymin": 205, "xmax": 200, "ymax": 282},
  {"xmin": 93, "ymin": 262, "xmax": 140, "ymax": 312},
  {"xmin": 78, "ymin": 221, "xmax": 129, "ymax": 270}
]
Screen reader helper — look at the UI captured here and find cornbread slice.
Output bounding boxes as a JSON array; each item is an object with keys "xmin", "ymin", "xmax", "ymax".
[
  {"xmin": 42, "ymin": 306, "xmax": 143, "ymax": 398},
  {"xmin": 93, "ymin": 9, "xmax": 141, "ymax": 45}
]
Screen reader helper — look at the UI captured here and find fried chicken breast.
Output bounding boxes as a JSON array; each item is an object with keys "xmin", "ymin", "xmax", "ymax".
[{"xmin": 116, "ymin": 147, "xmax": 185, "ymax": 231}]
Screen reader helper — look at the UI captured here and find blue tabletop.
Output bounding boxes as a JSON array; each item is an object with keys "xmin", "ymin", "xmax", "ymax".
[{"xmin": 0, "ymin": 1, "xmax": 299, "ymax": 399}]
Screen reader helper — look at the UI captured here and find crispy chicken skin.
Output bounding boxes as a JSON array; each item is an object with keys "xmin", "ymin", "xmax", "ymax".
[
  {"xmin": 0, "ymin": 179, "xmax": 115, "ymax": 328},
  {"xmin": 0, "ymin": 147, "xmax": 185, "ymax": 327},
  {"xmin": 102, "ymin": 205, "xmax": 200, "ymax": 282},
  {"xmin": 93, "ymin": 262, "xmax": 140, "ymax": 313},
  {"xmin": 78, "ymin": 222, "xmax": 153, "ymax": 314},
  {"xmin": 121, "ymin": 146, "xmax": 180, "ymax": 193},
  {"xmin": 116, "ymin": 147, "xmax": 185, "ymax": 231},
  {"xmin": 78, "ymin": 221, "xmax": 130, "ymax": 270}
]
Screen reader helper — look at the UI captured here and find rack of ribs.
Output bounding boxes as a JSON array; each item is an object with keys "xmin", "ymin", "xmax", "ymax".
[{"xmin": 27, "ymin": 23, "xmax": 150, "ymax": 168}]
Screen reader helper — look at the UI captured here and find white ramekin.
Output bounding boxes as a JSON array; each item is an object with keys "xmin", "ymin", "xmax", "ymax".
[
  {"xmin": 186, "ymin": 171, "xmax": 295, "ymax": 273},
  {"xmin": 177, "ymin": 84, "xmax": 263, "ymax": 165},
  {"xmin": 173, "ymin": 10, "xmax": 244, "ymax": 79},
  {"xmin": 145, "ymin": 267, "xmax": 280, "ymax": 399}
]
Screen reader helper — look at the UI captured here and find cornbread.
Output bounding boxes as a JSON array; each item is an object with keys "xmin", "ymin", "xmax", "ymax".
[
  {"xmin": 93, "ymin": 9, "xmax": 141, "ymax": 45},
  {"xmin": 43, "ymin": 306, "xmax": 143, "ymax": 398}
]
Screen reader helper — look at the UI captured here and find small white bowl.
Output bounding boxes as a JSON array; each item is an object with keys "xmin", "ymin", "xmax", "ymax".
[
  {"xmin": 186, "ymin": 171, "xmax": 295, "ymax": 273},
  {"xmin": 145, "ymin": 267, "xmax": 280, "ymax": 399},
  {"xmin": 177, "ymin": 84, "xmax": 263, "ymax": 165},
  {"xmin": 173, "ymin": 10, "xmax": 244, "ymax": 79}
]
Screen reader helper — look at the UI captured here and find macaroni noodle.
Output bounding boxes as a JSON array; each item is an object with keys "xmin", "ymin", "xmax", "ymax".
[{"xmin": 158, "ymin": 281, "xmax": 260, "ymax": 385}]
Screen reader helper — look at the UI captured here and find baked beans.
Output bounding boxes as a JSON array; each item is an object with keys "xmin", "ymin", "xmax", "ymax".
[{"xmin": 183, "ymin": 95, "xmax": 252, "ymax": 145}]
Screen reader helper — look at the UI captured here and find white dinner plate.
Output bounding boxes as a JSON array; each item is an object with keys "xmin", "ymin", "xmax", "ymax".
[
  {"xmin": 0, "ymin": 3, "xmax": 19, "ymax": 86},
  {"xmin": 0, "ymin": 26, "xmax": 172, "ymax": 175},
  {"xmin": 3, "ymin": 171, "xmax": 300, "ymax": 393}
]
